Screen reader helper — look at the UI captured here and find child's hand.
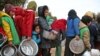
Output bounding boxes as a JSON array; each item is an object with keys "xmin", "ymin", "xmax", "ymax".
[
  {"xmin": 27, "ymin": 37, "xmax": 31, "ymax": 41},
  {"xmin": 8, "ymin": 41, "xmax": 12, "ymax": 46},
  {"xmin": 75, "ymin": 35, "xmax": 80, "ymax": 40}
]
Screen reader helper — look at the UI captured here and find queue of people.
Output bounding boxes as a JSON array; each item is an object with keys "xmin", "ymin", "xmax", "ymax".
[{"xmin": 0, "ymin": 0, "xmax": 100, "ymax": 56}]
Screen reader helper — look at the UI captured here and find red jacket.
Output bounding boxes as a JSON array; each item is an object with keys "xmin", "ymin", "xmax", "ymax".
[
  {"xmin": 23, "ymin": 9, "xmax": 35, "ymax": 37},
  {"xmin": 13, "ymin": 6, "xmax": 25, "ymax": 37},
  {"xmin": 51, "ymin": 19, "xmax": 67, "ymax": 31},
  {"xmin": 13, "ymin": 7, "xmax": 35, "ymax": 37}
]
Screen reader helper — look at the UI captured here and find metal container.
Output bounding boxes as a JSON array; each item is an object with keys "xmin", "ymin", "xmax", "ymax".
[
  {"xmin": 1, "ymin": 44, "xmax": 17, "ymax": 56},
  {"xmin": 18, "ymin": 39, "xmax": 38, "ymax": 56},
  {"xmin": 69, "ymin": 38, "xmax": 85, "ymax": 54}
]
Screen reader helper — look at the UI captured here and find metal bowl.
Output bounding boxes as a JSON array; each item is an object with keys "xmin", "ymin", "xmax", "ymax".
[
  {"xmin": 69, "ymin": 38, "xmax": 85, "ymax": 54},
  {"xmin": 18, "ymin": 39, "xmax": 38, "ymax": 56},
  {"xmin": 1, "ymin": 44, "xmax": 17, "ymax": 56}
]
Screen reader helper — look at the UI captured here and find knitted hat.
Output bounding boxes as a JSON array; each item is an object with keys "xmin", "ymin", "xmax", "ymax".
[
  {"xmin": 85, "ymin": 11, "xmax": 93, "ymax": 19},
  {"xmin": 27, "ymin": 1, "xmax": 37, "ymax": 11}
]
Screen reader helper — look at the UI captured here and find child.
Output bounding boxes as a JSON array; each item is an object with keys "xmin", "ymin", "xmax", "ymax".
[
  {"xmin": 32, "ymin": 24, "xmax": 41, "ymax": 44},
  {"xmin": 32, "ymin": 24, "xmax": 42, "ymax": 56}
]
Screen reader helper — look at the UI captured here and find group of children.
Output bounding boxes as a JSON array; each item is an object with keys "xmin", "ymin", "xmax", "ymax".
[{"xmin": 0, "ymin": 0, "xmax": 100, "ymax": 56}]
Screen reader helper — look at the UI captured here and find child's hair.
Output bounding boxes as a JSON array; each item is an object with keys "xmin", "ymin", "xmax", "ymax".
[
  {"xmin": 81, "ymin": 15, "xmax": 92, "ymax": 25},
  {"xmin": 33, "ymin": 24, "xmax": 41, "ymax": 31}
]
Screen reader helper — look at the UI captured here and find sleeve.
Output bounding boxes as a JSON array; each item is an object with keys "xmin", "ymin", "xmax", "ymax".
[
  {"xmin": 2, "ymin": 20, "xmax": 13, "ymax": 41},
  {"xmin": 37, "ymin": 38, "xmax": 41, "ymax": 44},
  {"xmin": 38, "ymin": 17, "xmax": 50, "ymax": 31},
  {"xmin": 83, "ymin": 31, "xmax": 91, "ymax": 49},
  {"xmin": 32, "ymin": 35, "xmax": 37, "ymax": 43},
  {"xmin": 32, "ymin": 35, "xmax": 41, "ymax": 44},
  {"xmin": 73, "ymin": 18, "xmax": 80, "ymax": 35}
]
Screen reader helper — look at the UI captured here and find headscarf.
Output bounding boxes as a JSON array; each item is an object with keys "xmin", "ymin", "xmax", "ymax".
[{"xmin": 27, "ymin": 1, "xmax": 37, "ymax": 11}]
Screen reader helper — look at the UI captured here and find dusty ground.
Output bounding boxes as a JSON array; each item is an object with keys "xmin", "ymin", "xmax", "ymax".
[
  {"xmin": 50, "ymin": 47, "xmax": 65, "ymax": 56},
  {"xmin": 50, "ymin": 39, "xmax": 66, "ymax": 56}
]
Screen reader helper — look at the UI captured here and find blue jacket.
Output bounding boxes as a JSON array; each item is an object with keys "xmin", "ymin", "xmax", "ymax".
[
  {"xmin": 32, "ymin": 31, "xmax": 41, "ymax": 44},
  {"xmin": 66, "ymin": 18, "xmax": 80, "ymax": 37}
]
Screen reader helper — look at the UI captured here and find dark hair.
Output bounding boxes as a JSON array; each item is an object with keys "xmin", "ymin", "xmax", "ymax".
[
  {"xmin": 97, "ymin": 13, "xmax": 100, "ymax": 23},
  {"xmin": 68, "ymin": 9, "xmax": 78, "ymax": 19},
  {"xmin": 0, "ymin": 5, "xmax": 4, "ymax": 11},
  {"xmin": 42, "ymin": 5, "xmax": 49, "ymax": 19},
  {"xmin": 4, "ymin": 4, "xmax": 14, "ymax": 14},
  {"xmin": 0, "ymin": 0, "xmax": 5, "ymax": 11},
  {"xmin": 81, "ymin": 16, "xmax": 92, "ymax": 25},
  {"xmin": 33, "ymin": 24, "xmax": 41, "ymax": 31}
]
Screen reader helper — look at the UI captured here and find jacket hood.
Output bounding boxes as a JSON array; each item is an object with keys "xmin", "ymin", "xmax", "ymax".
[
  {"xmin": 13, "ymin": 6, "xmax": 25, "ymax": 16},
  {"xmin": 38, "ymin": 6, "xmax": 43, "ymax": 17},
  {"xmin": 38, "ymin": 5, "xmax": 48, "ymax": 18},
  {"xmin": 68, "ymin": 9, "xmax": 78, "ymax": 19}
]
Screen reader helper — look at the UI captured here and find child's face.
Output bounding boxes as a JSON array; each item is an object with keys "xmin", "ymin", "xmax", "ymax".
[
  {"xmin": 35, "ymin": 26, "xmax": 40, "ymax": 33},
  {"xmin": 44, "ymin": 9, "xmax": 49, "ymax": 17},
  {"xmin": 10, "ymin": 11, "xmax": 14, "ymax": 17}
]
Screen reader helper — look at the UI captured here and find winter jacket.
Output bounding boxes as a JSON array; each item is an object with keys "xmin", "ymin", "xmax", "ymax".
[
  {"xmin": 13, "ymin": 6, "xmax": 25, "ymax": 37},
  {"xmin": 46, "ymin": 16, "xmax": 54, "ymax": 28},
  {"xmin": 32, "ymin": 31, "xmax": 41, "ymax": 44},
  {"xmin": 0, "ymin": 11, "xmax": 20, "ymax": 45},
  {"xmin": 79, "ymin": 21, "xmax": 91, "ymax": 49},
  {"xmin": 51, "ymin": 19, "xmax": 67, "ymax": 31},
  {"xmin": 38, "ymin": 6, "xmax": 52, "ymax": 48},
  {"xmin": 23, "ymin": 9, "xmax": 35, "ymax": 37},
  {"xmin": 88, "ymin": 22, "xmax": 97, "ymax": 40},
  {"xmin": 0, "ymin": 11, "xmax": 12, "ymax": 41},
  {"xmin": 2, "ymin": 16, "xmax": 20, "ymax": 45},
  {"xmin": 14, "ymin": 7, "xmax": 35, "ymax": 37},
  {"xmin": 66, "ymin": 18, "xmax": 80, "ymax": 37}
]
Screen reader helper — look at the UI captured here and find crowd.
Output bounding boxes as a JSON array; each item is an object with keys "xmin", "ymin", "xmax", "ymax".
[{"xmin": 0, "ymin": 0, "xmax": 100, "ymax": 56}]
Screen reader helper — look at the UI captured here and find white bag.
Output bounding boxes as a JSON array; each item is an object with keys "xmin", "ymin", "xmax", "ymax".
[
  {"xmin": 83, "ymin": 49, "xmax": 100, "ymax": 56},
  {"xmin": 43, "ymin": 30, "xmax": 58, "ymax": 40}
]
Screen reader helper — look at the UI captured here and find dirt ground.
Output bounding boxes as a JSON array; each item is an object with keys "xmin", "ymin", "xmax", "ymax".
[{"xmin": 50, "ymin": 47, "xmax": 65, "ymax": 56}]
